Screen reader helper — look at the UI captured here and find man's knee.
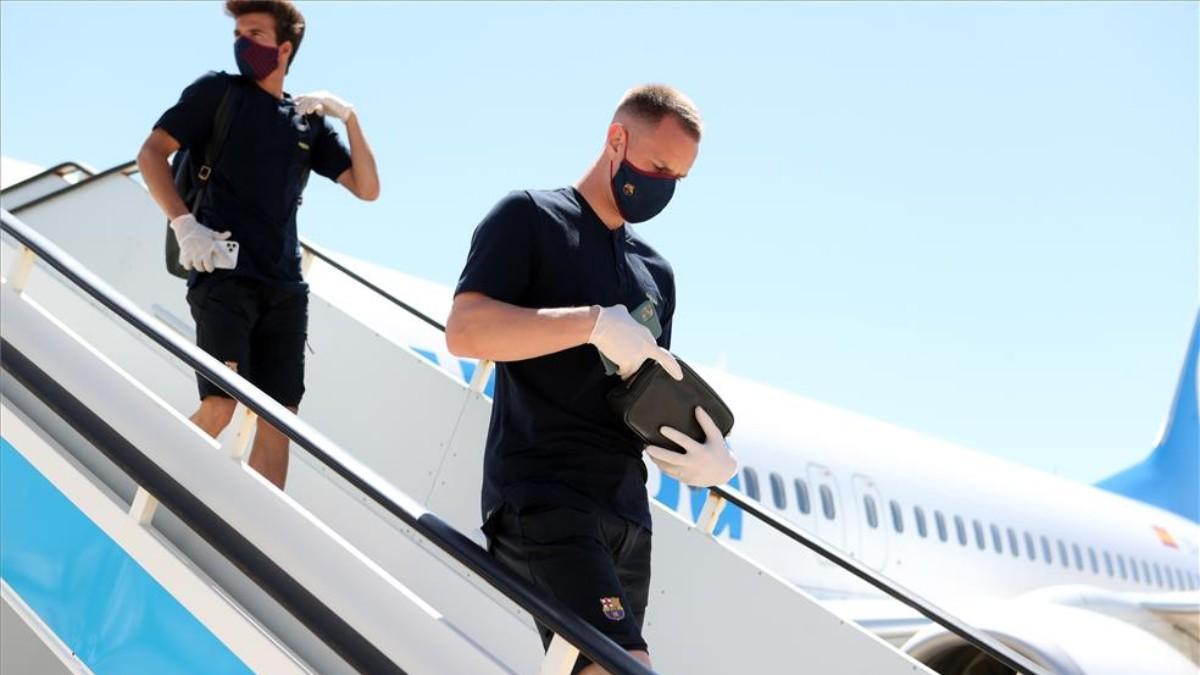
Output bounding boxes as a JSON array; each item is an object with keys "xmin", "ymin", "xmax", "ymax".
[
  {"xmin": 191, "ymin": 395, "xmax": 237, "ymax": 436},
  {"xmin": 578, "ymin": 650, "xmax": 651, "ymax": 675}
]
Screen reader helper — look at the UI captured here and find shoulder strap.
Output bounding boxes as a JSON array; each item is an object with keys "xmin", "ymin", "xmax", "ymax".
[{"xmin": 196, "ymin": 77, "xmax": 244, "ymax": 187}]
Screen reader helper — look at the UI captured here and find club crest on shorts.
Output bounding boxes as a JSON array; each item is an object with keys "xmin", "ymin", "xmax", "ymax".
[
  {"xmin": 600, "ymin": 597, "xmax": 626, "ymax": 621},
  {"xmin": 623, "ymin": 182, "xmax": 636, "ymax": 197}
]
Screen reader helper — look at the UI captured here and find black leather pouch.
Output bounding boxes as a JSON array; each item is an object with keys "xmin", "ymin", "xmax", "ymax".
[{"xmin": 606, "ymin": 357, "xmax": 735, "ymax": 453}]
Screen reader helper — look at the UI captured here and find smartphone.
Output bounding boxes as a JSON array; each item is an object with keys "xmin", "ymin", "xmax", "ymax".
[{"xmin": 213, "ymin": 240, "xmax": 239, "ymax": 270}]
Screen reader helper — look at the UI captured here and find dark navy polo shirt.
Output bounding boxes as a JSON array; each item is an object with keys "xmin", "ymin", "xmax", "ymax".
[
  {"xmin": 455, "ymin": 188, "xmax": 675, "ymax": 531},
  {"xmin": 154, "ymin": 71, "xmax": 352, "ymax": 289}
]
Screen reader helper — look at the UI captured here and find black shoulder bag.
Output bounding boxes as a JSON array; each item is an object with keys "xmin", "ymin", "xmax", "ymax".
[{"xmin": 164, "ymin": 81, "xmax": 243, "ymax": 279}]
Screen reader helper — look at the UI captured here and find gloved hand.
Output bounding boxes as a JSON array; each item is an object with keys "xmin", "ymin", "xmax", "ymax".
[
  {"xmin": 646, "ymin": 407, "xmax": 739, "ymax": 487},
  {"xmin": 170, "ymin": 214, "xmax": 230, "ymax": 274},
  {"xmin": 587, "ymin": 304, "xmax": 683, "ymax": 380},
  {"xmin": 294, "ymin": 90, "xmax": 355, "ymax": 122}
]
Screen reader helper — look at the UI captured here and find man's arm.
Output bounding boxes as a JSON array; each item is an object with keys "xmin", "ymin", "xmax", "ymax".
[
  {"xmin": 446, "ymin": 292, "xmax": 598, "ymax": 362},
  {"xmin": 137, "ymin": 129, "xmax": 189, "ymax": 220},
  {"xmin": 447, "ymin": 291, "xmax": 682, "ymax": 378},
  {"xmin": 335, "ymin": 111, "xmax": 380, "ymax": 202},
  {"xmin": 294, "ymin": 91, "xmax": 379, "ymax": 202}
]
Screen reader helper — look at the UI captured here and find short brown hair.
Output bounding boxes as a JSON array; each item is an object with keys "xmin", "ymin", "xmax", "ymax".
[
  {"xmin": 615, "ymin": 84, "xmax": 703, "ymax": 141},
  {"xmin": 225, "ymin": 0, "xmax": 306, "ymax": 72}
]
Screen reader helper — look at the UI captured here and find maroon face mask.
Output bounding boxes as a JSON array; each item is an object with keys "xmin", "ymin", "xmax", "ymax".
[{"xmin": 234, "ymin": 36, "xmax": 279, "ymax": 81}]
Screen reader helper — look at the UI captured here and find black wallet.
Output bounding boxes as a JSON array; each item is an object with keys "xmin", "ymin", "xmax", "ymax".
[{"xmin": 607, "ymin": 357, "xmax": 735, "ymax": 453}]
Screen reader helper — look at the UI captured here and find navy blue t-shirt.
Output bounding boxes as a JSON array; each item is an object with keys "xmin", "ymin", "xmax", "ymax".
[
  {"xmin": 154, "ymin": 71, "xmax": 352, "ymax": 289},
  {"xmin": 456, "ymin": 188, "xmax": 675, "ymax": 531}
]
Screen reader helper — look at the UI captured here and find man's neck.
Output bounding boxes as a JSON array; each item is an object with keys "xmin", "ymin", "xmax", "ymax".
[
  {"xmin": 575, "ymin": 158, "xmax": 625, "ymax": 231},
  {"xmin": 255, "ymin": 74, "xmax": 286, "ymax": 100}
]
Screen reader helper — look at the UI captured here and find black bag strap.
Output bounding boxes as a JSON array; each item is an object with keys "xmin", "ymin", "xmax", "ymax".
[{"xmin": 190, "ymin": 78, "xmax": 244, "ymax": 211}]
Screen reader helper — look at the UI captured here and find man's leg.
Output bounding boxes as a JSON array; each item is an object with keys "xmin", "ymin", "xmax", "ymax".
[
  {"xmin": 247, "ymin": 407, "xmax": 296, "ymax": 489},
  {"xmin": 578, "ymin": 650, "xmax": 651, "ymax": 675},
  {"xmin": 186, "ymin": 277, "xmax": 255, "ymax": 440},
  {"xmin": 487, "ymin": 505, "xmax": 651, "ymax": 674},
  {"xmin": 580, "ymin": 514, "xmax": 655, "ymax": 674},
  {"xmin": 246, "ymin": 286, "xmax": 308, "ymax": 491}
]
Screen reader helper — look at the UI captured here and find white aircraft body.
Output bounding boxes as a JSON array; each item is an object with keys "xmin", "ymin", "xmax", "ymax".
[{"xmin": 332, "ymin": 251, "xmax": 1200, "ymax": 671}]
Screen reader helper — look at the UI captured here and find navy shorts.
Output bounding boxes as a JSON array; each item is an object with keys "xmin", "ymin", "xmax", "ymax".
[
  {"xmin": 485, "ymin": 503, "xmax": 652, "ymax": 674},
  {"xmin": 186, "ymin": 275, "xmax": 308, "ymax": 407}
]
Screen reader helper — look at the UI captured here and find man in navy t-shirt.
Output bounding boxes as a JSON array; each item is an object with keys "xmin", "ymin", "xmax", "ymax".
[
  {"xmin": 447, "ymin": 85, "xmax": 738, "ymax": 674},
  {"xmin": 136, "ymin": 0, "xmax": 379, "ymax": 489}
]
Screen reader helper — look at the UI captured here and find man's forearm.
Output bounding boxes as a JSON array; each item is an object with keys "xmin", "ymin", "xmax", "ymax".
[
  {"xmin": 343, "ymin": 112, "xmax": 379, "ymax": 200},
  {"xmin": 137, "ymin": 146, "xmax": 189, "ymax": 220},
  {"xmin": 446, "ymin": 294, "xmax": 599, "ymax": 362}
]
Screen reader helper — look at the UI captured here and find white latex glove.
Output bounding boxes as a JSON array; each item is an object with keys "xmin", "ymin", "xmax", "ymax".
[
  {"xmin": 294, "ymin": 90, "xmax": 355, "ymax": 121},
  {"xmin": 587, "ymin": 304, "xmax": 683, "ymax": 380},
  {"xmin": 170, "ymin": 214, "xmax": 230, "ymax": 274},
  {"xmin": 646, "ymin": 407, "xmax": 739, "ymax": 487}
]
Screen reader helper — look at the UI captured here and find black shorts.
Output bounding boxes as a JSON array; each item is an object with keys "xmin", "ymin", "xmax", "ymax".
[
  {"xmin": 485, "ymin": 503, "xmax": 652, "ymax": 674},
  {"xmin": 186, "ymin": 276, "xmax": 308, "ymax": 407}
]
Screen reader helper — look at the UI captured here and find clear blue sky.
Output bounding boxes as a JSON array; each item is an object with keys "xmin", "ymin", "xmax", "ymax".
[{"xmin": 2, "ymin": 1, "xmax": 1195, "ymax": 484}]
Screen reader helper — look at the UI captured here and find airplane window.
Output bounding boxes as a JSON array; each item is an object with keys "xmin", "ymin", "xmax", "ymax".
[
  {"xmin": 820, "ymin": 485, "xmax": 836, "ymax": 520},
  {"xmin": 890, "ymin": 500, "xmax": 904, "ymax": 533},
  {"xmin": 863, "ymin": 495, "xmax": 879, "ymax": 529},
  {"xmin": 990, "ymin": 524, "xmax": 1003, "ymax": 553},
  {"xmin": 1057, "ymin": 540, "xmax": 1069, "ymax": 568},
  {"xmin": 1088, "ymin": 547, "xmax": 1099, "ymax": 574},
  {"xmin": 1153, "ymin": 562, "xmax": 1164, "ymax": 588},
  {"xmin": 1115, "ymin": 555, "xmax": 1127, "ymax": 580},
  {"xmin": 1040, "ymin": 536, "xmax": 1052, "ymax": 564},
  {"xmin": 914, "ymin": 507, "xmax": 928, "ymax": 538},
  {"xmin": 954, "ymin": 516, "xmax": 967, "ymax": 546},
  {"xmin": 1070, "ymin": 544, "xmax": 1082, "ymax": 570},
  {"xmin": 1104, "ymin": 551, "xmax": 1114, "ymax": 577},
  {"xmin": 1129, "ymin": 557, "xmax": 1140, "ymax": 583},
  {"xmin": 794, "ymin": 479, "xmax": 811, "ymax": 515},
  {"xmin": 1165, "ymin": 566, "xmax": 1176, "ymax": 590},
  {"xmin": 769, "ymin": 472, "xmax": 787, "ymax": 510},
  {"xmin": 1020, "ymin": 532, "xmax": 1034, "ymax": 560},
  {"xmin": 935, "ymin": 511, "xmax": 948, "ymax": 542},
  {"xmin": 972, "ymin": 520, "xmax": 986, "ymax": 550},
  {"xmin": 743, "ymin": 467, "xmax": 760, "ymax": 501},
  {"xmin": 1142, "ymin": 560, "xmax": 1151, "ymax": 586},
  {"xmin": 1006, "ymin": 528, "xmax": 1020, "ymax": 557}
]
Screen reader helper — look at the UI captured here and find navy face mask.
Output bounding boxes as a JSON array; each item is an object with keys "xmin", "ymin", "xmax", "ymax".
[
  {"xmin": 234, "ymin": 36, "xmax": 280, "ymax": 81},
  {"xmin": 610, "ymin": 140, "xmax": 676, "ymax": 224}
]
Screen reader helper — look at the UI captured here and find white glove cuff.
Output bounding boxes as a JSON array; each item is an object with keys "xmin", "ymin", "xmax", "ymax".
[
  {"xmin": 585, "ymin": 305, "xmax": 605, "ymax": 344},
  {"xmin": 170, "ymin": 213, "xmax": 198, "ymax": 236}
]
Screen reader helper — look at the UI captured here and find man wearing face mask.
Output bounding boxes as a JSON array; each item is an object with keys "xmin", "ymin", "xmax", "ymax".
[
  {"xmin": 446, "ymin": 85, "xmax": 737, "ymax": 674},
  {"xmin": 136, "ymin": 0, "xmax": 379, "ymax": 489}
]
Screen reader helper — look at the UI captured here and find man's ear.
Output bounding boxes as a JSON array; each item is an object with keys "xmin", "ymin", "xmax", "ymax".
[
  {"xmin": 606, "ymin": 123, "xmax": 627, "ymax": 158},
  {"xmin": 279, "ymin": 41, "xmax": 293, "ymax": 72}
]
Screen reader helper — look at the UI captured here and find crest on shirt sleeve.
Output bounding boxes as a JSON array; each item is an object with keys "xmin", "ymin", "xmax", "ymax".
[{"xmin": 600, "ymin": 597, "xmax": 626, "ymax": 621}]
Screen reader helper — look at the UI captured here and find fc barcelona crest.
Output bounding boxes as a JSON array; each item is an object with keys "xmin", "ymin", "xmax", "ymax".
[
  {"xmin": 623, "ymin": 183, "xmax": 636, "ymax": 197},
  {"xmin": 600, "ymin": 597, "xmax": 626, "ymax": 621}
]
